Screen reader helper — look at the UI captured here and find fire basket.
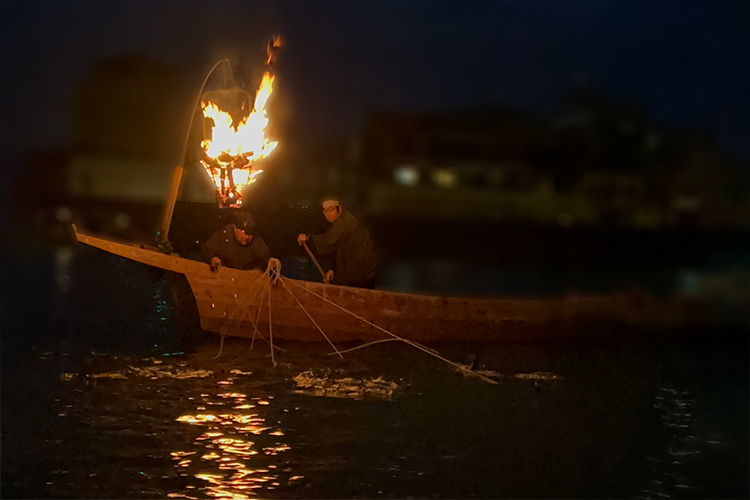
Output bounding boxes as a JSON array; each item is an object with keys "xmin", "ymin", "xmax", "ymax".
[
  {"xmin": 199, "ymin": 35, "xmax": 281, "ymax": 208},
  {"xmin": 156, "ymin": 36, "xmax": 281, "ymax": 250}
]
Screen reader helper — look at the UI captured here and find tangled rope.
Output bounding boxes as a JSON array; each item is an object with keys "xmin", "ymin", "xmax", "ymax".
[
  {"xmin": 280, "ymin": 278, "xmax": 343, "ymax": 358},
  {"xmin": 212, "ymin": 260, "xmax": 283, "ymax": 358},
  {"xmin": 282, "ymin": 277, "xmax": 498, "ymax": 385},
  {"xmin": 267, "ymin": 257, "xmax": 282, "ymax": 285},
  {"xmin": 210, "ymin": 258, "xmax": 496, "ymax": 384}
]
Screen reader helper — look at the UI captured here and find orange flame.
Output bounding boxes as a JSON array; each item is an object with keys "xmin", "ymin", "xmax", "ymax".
[{"xmin": 200, "ymin": 72, "xmax": 278, "ymax": 206}]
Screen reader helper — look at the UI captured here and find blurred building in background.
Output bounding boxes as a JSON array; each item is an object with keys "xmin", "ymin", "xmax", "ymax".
[
  {"xmin": 340, "ymin": 81, "xmax": 750, "ymax": 230},
  {"xmin": 8, "ymin": 55, "xmax": 748, "ymax": 301},
  {"xmin": 357, "ymin": 105, "xmax": 564, "ymax": 222},
  {"xmin": 11, "ymin": 57, "xmax": 749, "ymax": 255},
  {"xmin": 12, "ymin": 55, "xmax": 192, "ymax": 244}
]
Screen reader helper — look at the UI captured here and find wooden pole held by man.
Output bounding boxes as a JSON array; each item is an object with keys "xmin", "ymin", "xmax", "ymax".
[{"xmin": 302, "ymin": 242, "xmax": 330, "ymax": 284}]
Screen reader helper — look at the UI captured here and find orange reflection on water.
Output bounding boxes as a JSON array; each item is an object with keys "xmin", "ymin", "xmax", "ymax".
[
  {"xmin": 218, "ymin": 393, "xmax": 247, "ymax": 399},
  {"xmin": 236, "ymin": 425, "xmax": 270, "ymax": 435},
  {"xmin": 219, "ymin": 414, "xmax": 262, "ymax": 425},
  {"xmin": 263, "ymin": 445, "xmax": 291, "ymax": 456},
  {"xmin": 171, "ymin": 451, "xmax": 197, "ymax": 458},
  {"xmin": 177, "ymin": 414, "xmax": 220, "ymax": 424},
  {"xmin": 172, "ymin": 388, "xmax": 298, "ymax": 498}
]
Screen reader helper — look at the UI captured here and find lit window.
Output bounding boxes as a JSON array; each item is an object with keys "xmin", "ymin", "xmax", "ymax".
[
  {"xmin": 394, "ymin": 165, "xmax": 420, "ymax": 187},
  {"xmin": 431, "ymin": 168, "xmax": 459, "ymax": 189}
]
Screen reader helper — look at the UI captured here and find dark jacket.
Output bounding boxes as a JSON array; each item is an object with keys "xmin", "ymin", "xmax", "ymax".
[
  {"xmin": 201, "ymin": 224, "xmax": 271, "ymax": 271},
  {"xmin": 312, "ymin": 211, "xmax": 376, "ymax": 287}
]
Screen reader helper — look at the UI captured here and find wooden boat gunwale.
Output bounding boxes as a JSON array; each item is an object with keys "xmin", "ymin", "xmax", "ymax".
[{"xmin": 72, "ymin": 226, "xmax": 728, "ymax": 344}]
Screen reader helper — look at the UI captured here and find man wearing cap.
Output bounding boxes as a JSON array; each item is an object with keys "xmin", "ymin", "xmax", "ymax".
[
  {"xmin": 202, "ymin": 212, "xmax": 271, "ymax": 272},
  {"xmin": 297, "ymin": 200, "xmax": 377, "ymax": 288}
]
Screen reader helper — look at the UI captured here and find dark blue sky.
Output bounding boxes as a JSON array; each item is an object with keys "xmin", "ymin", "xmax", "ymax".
[{"xmin": 1, "ymin": 0, "xmax": 748, "ymax": 167}]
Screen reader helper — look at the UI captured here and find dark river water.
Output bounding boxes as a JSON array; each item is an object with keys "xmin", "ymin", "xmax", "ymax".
[{"xmin": 1, "ymin": 246, "xmax": 748, "ymax": 499}]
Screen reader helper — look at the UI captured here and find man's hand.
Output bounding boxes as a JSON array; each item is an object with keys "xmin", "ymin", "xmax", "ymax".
[
  {"xmin": 209, "ymin": 256, "xmax": 222, "ymax": 272},
  {"xmin": 324, "ymin": 269, "xmax": 334, "ymax": 284},
  {"xmin": 297, "ymin": 233, "xmax": 308, "ymax": 245}
]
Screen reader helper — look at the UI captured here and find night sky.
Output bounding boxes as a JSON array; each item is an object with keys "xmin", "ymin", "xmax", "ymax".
[{"xmin": 1, "ymin": 0, "xmax": 748, "ymax": 174}]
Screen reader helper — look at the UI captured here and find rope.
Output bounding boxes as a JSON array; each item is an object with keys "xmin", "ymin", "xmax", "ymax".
[
  {"xmin": 205, "ymin": 261, "xmax": 492, "ymax": 384},
  {"xmin": 212, "ymin": 334, "xmax": 226, "ymax": 359},
  {"xmin": 326, "ymin": 338, "xmax": 439, "ymax": 356},
  {"xmin": 221, "ymin": 270, "xmax": 268, "ymax": 338},
  {"xmin": 220, "ymin": 272, "xmax": 267, "ymax": 341},
  {"xmin": 279, "ymin": 278, "xmax": 343, "ymax": 358},
  {"xmin": 267, "ymin": 257, "xmax": 282, "ymax": 285},
  {"xmin": 249, "ymin": 275, "xmax": 267, "ymax": 353},
  {"xmin": 209, "ymin": 267, "xmax": 266, "ymax": 359},
  {"xmin": 213, "ymin": 267, "xmax": 286, "ymax": 357},
  {"xmin": 284, "ymin": 278, "xmax": 498, "ymax": 384},
  {"xmin": 327, "ymin": 338, "xmax": 397, "ymax": 355},
  {"xmin": 267, "ymin": 274, "xmax": 275, "ymax": 366},
  {"xmin": 244, "ymin": 274, "xmax": 287, "ymax": 353}
]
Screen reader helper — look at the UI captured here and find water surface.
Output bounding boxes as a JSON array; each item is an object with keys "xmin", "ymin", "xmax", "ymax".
[{"xmin": 1, "ymin": 247, "xmax": 747, "ymax": 498}]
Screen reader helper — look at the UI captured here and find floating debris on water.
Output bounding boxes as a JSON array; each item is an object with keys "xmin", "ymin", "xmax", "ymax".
[
  {"xmin": 514, "ymin": 372, "xmax": 564, "ymax": 381},
  {"xmin": 60, "ymin": 364, "xmax": 213, "ymax": 382},
  {"xmin": 130, "ymin": 365, "xmax": 214, "ymax": 379},
  {"xmin": 293, "ymin": 370, "xmax": 398, "ymax": 401},
  {"xmin": 453, "ymin": 363, "xmax": 502, "ymax": 379},
  {"xmin": 451, "ymin": 368, "xmax": 564, "ymax": 383},
  {"xmin": 230, "ymin": 369, "xmax": 252, "ymax": 376},
  {"xmin": 92, "ymin": 372, "xmax": 128, "ymax": 379}
]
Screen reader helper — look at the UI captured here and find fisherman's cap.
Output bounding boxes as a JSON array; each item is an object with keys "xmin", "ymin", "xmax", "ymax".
[{"xmin": 233, "ymin": 212, "xmax": 257, "ymax": 234}]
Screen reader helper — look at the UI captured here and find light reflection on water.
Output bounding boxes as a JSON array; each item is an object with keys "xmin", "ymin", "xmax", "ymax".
[
  {"xmin": 19, "ymin": 341, "xmax": 750, "ymax": 500},
  {"xmin": 4, "ymin": 248, "xmax": 747, "ymax": 499},
  {"xmin": 636, "ymin": 386, "xmax": 725, "ymax": 499},
  {"xmin": 54, "ymin": 246, "xmax": 73, "ymax": 294},
  {"xmin": 173, "ymin": 383, "xmax": 294, "ymax": 498}
]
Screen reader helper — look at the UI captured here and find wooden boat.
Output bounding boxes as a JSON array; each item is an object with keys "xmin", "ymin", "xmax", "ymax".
[
  {"xmin": 69, "ymin": 54, "xmax": 743, "ymax": 346},
  {"xmin": 73, "ymin": 226, "xmax": 731, "ymax": 344}
]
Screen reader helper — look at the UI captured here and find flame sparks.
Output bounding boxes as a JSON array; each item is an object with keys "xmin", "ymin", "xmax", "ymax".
[{"xmin": 200, "ymin": 72, "xmax": 278, "ymax": 207}]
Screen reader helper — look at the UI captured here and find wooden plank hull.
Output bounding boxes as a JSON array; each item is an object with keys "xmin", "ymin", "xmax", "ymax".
[{"xmin": 74, "ymin": 228, "xmax": 732, "ymax": 343}]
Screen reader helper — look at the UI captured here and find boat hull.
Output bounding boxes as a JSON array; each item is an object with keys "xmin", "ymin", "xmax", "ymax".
[{"xmin": 73, "ymin": 228, "xmax": 733, "ymax": 343}]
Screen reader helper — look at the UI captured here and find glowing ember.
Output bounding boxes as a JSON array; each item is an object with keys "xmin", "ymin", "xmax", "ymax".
[{"xmin": 200, "ymin": 71, "xmax": 278, "ymax": 207}]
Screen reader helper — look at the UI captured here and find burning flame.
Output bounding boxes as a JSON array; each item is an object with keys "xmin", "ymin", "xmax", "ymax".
[{"xmin": 200, "ymin": 72, "xmax": 278, "ymax": 206}]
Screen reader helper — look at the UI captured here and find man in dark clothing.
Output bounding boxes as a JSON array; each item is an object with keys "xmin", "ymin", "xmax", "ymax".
[
  {"xmin": 202, "ymin": 212, "xmax": 271, "ymax": 272},
  {"xmin": 297, "ymin": 200, "xmax": 377, "ymax": 288}
]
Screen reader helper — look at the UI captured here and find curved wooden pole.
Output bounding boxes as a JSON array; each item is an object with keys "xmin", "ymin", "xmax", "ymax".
[
  {"xmin": 156, "ymin": 166, "xmax": 183, "ymax": 247},
  {"xmin": 156, "ymin": 59, "xmax": 231, "ymax": 248}
]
